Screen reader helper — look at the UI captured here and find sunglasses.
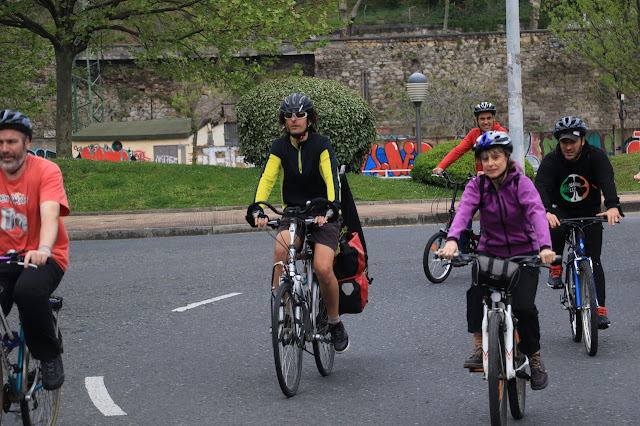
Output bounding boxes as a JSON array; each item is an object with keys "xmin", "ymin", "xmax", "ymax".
[{"xmin": 284, "ymin": 111, "xmax": 308, "ymax": 120}]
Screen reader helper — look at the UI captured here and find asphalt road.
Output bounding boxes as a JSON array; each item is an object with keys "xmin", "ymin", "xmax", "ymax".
[{"xmin": 5, "ymin": 215, "xmax": 638, "ymax": 425}]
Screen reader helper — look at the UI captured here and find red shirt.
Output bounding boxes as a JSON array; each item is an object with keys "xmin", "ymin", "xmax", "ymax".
[
  {"xmin": 437, "ymin": 122, "xmax": 508, "ymax": 172},
  {"xmin": 0, "ymin": 155, "xmax": 70, "ymax": 271}
]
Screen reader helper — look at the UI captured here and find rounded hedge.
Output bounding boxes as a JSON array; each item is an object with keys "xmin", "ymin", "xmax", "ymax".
[
  {"xmin": 411, "ymin": 139, "xmax": 535, "ymax": 186},
  {"xmin": 237, "ymin": 76, "xmax": 376, "ymax": 172}
]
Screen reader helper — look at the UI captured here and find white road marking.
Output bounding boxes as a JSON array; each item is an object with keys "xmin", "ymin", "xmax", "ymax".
[
  {"xmin": 85, "ymin": 376, "xmax": 127, "ymax": 416},
  {"xmin": 172, "ymin": 292, "xmax": 242, "ymax": 312}
]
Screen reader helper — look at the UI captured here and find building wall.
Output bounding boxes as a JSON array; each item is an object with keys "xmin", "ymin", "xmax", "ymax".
[{"xmin": 73, "ymin": 137, "xmax": 193, "ymax": 164}]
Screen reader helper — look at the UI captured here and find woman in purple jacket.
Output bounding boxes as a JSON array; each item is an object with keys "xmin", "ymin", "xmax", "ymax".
[{"xmin": 438, "ymin": 131, "xmax": 556, "ymax": 391}]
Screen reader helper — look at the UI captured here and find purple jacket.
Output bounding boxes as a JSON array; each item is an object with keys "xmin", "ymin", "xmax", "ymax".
[{"xmin": 447, "ymin": 166, "xmax": 552, "ymax": 257}]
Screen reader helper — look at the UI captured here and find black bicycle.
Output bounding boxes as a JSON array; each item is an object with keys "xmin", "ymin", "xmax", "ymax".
[
  {"xmin": 247, "ymin": 199, "xmax": 338, "ymax": 397},
  {"xmin": 423, "ymin": 171, "xmax": 479, "ymax": 283}
]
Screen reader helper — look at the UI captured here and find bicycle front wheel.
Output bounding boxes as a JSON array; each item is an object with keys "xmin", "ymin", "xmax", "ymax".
[
  {"xmin": 566, "ymin": 264, "xmax": 583, "ymax": 342},
  {"xmin": 579, "ymin": 262, "xmax": 598, "ymax": 356},
  {"xmin": 20, "ymin": 353, "xmax": 61, "ymax": 426},
  {"xmin": 488, "ymin": 313, "xmax": 507, "ymax": 426},
  {"xmin": 312, "ymin": 281, "xmax": 334, "ymax": 376},
  {"xmin": 272, "ymin": 279, "xmax": 303, "ymax": 397},
  {"xmin": 423, "ymin": 231, "xmax": 452, "ymax": 283},
  {"xmin": 507, "ymin": 328, "xmax": 526, "ymax": 420}
]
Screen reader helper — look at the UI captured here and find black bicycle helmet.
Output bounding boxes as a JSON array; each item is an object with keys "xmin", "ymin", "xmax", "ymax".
[
  {"xmin": 473, "ymin": 102, "xmax": 497, "ymax": 117},
  {"xmin": 472, "ymin": 131, "xmax": 512, "ymax": 157},
  {"xmin": 553, "ymin": 116, "xmax": 587, "ymax": 140},
  {"xmin": 0, "ymin": 110, "xmax": 33, "ymax": 138},
  {"xmin": 279, "ymin": 93, "xmax": 314, "ymax": 114}
]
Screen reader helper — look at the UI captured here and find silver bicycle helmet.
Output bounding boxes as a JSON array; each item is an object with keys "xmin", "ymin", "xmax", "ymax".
[
  {"xmin": 0, "ymin": 110, "xmax": 33, "ymax": 138},
  {"xmin": 473, "ymin": 131, "xmax": 512, "ymax": 157},
  {"xmin": 473, "ymin": 102, "xmax": 497, "ymax": 117},
  {"xmin": 553, "ymin": 116, "xmax": 587, "ymax": 140}
]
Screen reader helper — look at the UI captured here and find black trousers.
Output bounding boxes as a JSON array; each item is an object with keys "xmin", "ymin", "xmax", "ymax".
[
  {"xmin": 467, "ymin": 263, "xmax": 541, "ymax": 357},
  {"xmin": 549, "ymin": 206, "xmax": 606, "ymax": 306},
  {"xmin": 0, "ymin": 259, "xmax": 64, "ymax": 361}
]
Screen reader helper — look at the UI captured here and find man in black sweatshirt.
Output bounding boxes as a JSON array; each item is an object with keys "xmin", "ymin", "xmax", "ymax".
[{"xmin": 535, "ymin": 116, "xmax": 623, "ymax": 329}]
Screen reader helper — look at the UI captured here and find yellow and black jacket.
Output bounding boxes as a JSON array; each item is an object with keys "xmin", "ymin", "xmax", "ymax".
[{"xmin": 253, "ymin": 133, "xmax": 341, "ymax": 211}]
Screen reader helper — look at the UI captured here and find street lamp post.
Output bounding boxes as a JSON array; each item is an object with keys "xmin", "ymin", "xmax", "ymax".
[{"xmin": 406, "ymin": 72, "xmax": 428, "ymax": 156}]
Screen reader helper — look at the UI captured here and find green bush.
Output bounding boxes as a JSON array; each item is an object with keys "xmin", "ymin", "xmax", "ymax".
[
  {"xmin": 237, "ymin": 76, "xmax": 376, "ymax": 172},
  {"xmin": 411, "ymin": 139, "xmax": 534, "ymax": 186}
]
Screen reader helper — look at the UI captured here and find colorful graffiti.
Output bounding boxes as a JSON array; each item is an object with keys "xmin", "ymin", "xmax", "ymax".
[
  {"xmin": 526, "ymin": 131, "xmax": 616, "ymax": 161},
  {"xmin": 74, "ymin": 144, "xmax": 151, "ymax": 162},
  {"xmin": 28, "ymin": 148, "xmax": 56, "ymax": 159},
  {"xmin": 361, "ymin": 140, "xmax": 432, "ymax": 176}
]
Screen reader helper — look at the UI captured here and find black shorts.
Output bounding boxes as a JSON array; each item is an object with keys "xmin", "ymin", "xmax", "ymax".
[{"xmin": 277, "ymin": 216, "xmax": 343, "ymax": 252}]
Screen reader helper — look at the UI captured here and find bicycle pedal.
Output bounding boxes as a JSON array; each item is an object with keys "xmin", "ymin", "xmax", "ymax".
[
  {"xmin": 516, "ymin": 370, "xmax": 531, "ymax": 380},
  {"xmin": 467, "ymin": 367, "xmax": 484, "ymax": 373}
]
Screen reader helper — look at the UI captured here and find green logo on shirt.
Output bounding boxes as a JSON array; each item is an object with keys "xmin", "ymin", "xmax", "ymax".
[{"xmin": 560, "ymin": 174, "xmax": 590, "ymax": 202}]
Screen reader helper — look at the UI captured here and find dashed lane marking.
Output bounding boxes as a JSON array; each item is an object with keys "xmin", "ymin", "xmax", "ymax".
[
  {"xmin": 85, "ymin": 376, "xmax": 127, "ymax": 416},
  {"xmin": 172, "ymin": 292, "xmax": 242, "ymax": 312}
]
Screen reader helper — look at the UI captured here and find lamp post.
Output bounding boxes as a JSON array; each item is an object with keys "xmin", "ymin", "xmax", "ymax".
[{"xmin": 406, "ymin": 72, "xmax": 428, "ymax": 155}]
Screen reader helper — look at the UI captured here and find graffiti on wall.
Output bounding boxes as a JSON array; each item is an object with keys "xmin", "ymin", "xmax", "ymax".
[
  {"xmin": 361, "ymin": 139, "xmax": 432, "ymax": 176},
  {"xmin": 28, "ymin": 149, "xmax": 56, "ymax": 159},
  {"xmin": 526, "ymin": 131, "xmax": 615, "ymax": 161},
  {"xmin": 74, "ymin": 144, "xmax": 152, "ymax": 162},
  {"xmin": 196, "ymin": 146, "xmax": 250, "ymax": 168}
]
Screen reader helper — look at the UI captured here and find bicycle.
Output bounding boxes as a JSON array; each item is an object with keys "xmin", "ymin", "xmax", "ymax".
[
  {"xmin": 444, "ymin": 252, "xmax": 558, "ymax": 426},
  {"xmin": 423, "ymin": 171, "xmax": 479, "ymax": 283},
  {"xmin": 557, "ymin": 217, "xmax": 607, "ymax": 356},
  {"xmin": 0, "ymin": 250, "xmax": 63, "ymax": 425},
  {"xmin": 247, "ymin": 199, "xmax": 339, "ymax": 397}
]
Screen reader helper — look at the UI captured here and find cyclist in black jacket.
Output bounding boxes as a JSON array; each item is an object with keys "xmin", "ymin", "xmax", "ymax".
[
  {"xmin": 535, "ymin": 116, "xmax": 623, "ymax": 329},
  {"xmin": 250, "ymin": 93, "xmax": 349, "ymax": 353}
]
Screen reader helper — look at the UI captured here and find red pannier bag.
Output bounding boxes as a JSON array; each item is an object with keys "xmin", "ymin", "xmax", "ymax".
[{"xmin": 334, "ymin": 231, "xmax": 369, "ymax": 314}]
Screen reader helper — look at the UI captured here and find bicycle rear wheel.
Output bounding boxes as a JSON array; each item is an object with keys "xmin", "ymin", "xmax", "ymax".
[
  {"xmin": 312, "ymin": 281, "xmax": 334, "ymax": 376},
  {"xmin": 507, "ymin": 328, "xmax": 526, "ymax": 420},
  {"xmin": 488, "ymin": 313, "xmax": 507, "ymax": 426},
  {"xmin": 272, "ymin": 279, "xmax": 303, "ymax": 397},
  {"xmin": 423, "ymin": 231, "xmax": 452, "ymax": 283},
  {"xmin": 20, "ymin": 352, "xmax": 61, "ymax": 426},
  {"xmin": 579, "ymin": 262, "xmax": 598, "ymax": 356},
  {"xmin": 566, "ymin": 264, "xmax": 582, "ymax": 342}
]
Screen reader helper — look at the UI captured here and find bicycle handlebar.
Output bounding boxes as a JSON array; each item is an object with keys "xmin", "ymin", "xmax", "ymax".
[
  {"xmin": 0, "ymin": 250, "xmax": 38, "ymax": 269},
  {"xmin": 438, "ymin": 252, "xmax": 561, "ymax": 268},
  {"xmin": 558, "ymin": 217, "xmax": 608, "ymax": 226},
  {"xmin": 246, "ymin": 199, "xmax": 339, "ymax": 228},
  {"xmin": 431, "ymin": 170, "xmax": 477, "ymax": 186}
]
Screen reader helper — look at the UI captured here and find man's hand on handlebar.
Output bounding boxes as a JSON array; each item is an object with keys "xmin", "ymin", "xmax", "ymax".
[
  {"xmin": 432, "ymin": 167, "xmax": 444, "ymax": 175},
  {"xmin": 596, "ymin": 207, "xmax": 623, "ymax": 226},
  {"xmin": 253, "ymin": 211, "xmax": 269, "ymax": 229},
  {"xmin": 23, "ymin": 248, "xmax": 50, "ymax": 268}
]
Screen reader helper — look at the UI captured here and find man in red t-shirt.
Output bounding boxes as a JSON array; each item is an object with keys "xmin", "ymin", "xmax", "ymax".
[
  {"xmin": 432, "ymin": 102, "xmax": 508, "ymax": 175},
  {"xmin": 0, "ymin": 110, "xmax": 69, "ymax": 390}
]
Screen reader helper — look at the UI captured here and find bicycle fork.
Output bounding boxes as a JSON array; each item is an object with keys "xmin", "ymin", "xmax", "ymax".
[{"xmin": 481, "ymin": 295, "xmax": 519, "ymax": 382}]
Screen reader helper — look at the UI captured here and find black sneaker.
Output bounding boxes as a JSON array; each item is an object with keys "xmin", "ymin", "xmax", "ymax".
[
  {"xmin": 597, "ymin": 307, "xmax": 611, "ymax": 329},
  {"xmin": 529, "ymin": 353, "xmax": 548, "ymax": 390},
  {"xmin": 41, "ymin": 354, "xmax": 64, "ymax": 390},
  {"xmin": 463, "ymin": 346, "xmax": 483, "ymax": 371},
  {"xmin": 330, "ymin": 321, "xmax": 350, "ymax": 354},
  {"xmin": 547, "ymin": 265, "xmax": 563, "ymax": 289}
]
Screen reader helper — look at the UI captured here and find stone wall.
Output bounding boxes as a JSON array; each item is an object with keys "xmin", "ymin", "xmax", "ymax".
[{"xmin": 34, "ymin": 31, "xmax": 640, "ymax": 149}]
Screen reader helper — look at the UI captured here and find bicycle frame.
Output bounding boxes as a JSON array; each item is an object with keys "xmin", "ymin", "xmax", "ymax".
[
  {"xmin": 481, "ymin": 292, "xmax": 522, "ymax": 381},
  {"xmin": 566, "ymin": 227, "xmax": 597, "ymax": 310}
]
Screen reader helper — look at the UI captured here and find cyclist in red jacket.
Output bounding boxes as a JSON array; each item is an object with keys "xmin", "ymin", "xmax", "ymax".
[{"xmin": 432, "ymin": 102, "xmax": 508, "ymax": 175}]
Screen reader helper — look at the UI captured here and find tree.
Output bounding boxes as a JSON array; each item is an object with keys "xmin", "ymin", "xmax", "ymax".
[
  {"xmin": 0, "ymin": 28, "xmax": 55, "ymax": 121},
  {"xmin": 545, "ymin": 0, "xmax": 640, "ymax": 96},
  {"xmin": 237, "ymin": 76, "xmax": 376, "ymax": 172},
  {"xmin": 0, "ymin": 0, "xmax": 338, "ymax": 158},
  {"xmin": 339, "ymin": 0, "xmax": 365, "ymax": 37}
]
